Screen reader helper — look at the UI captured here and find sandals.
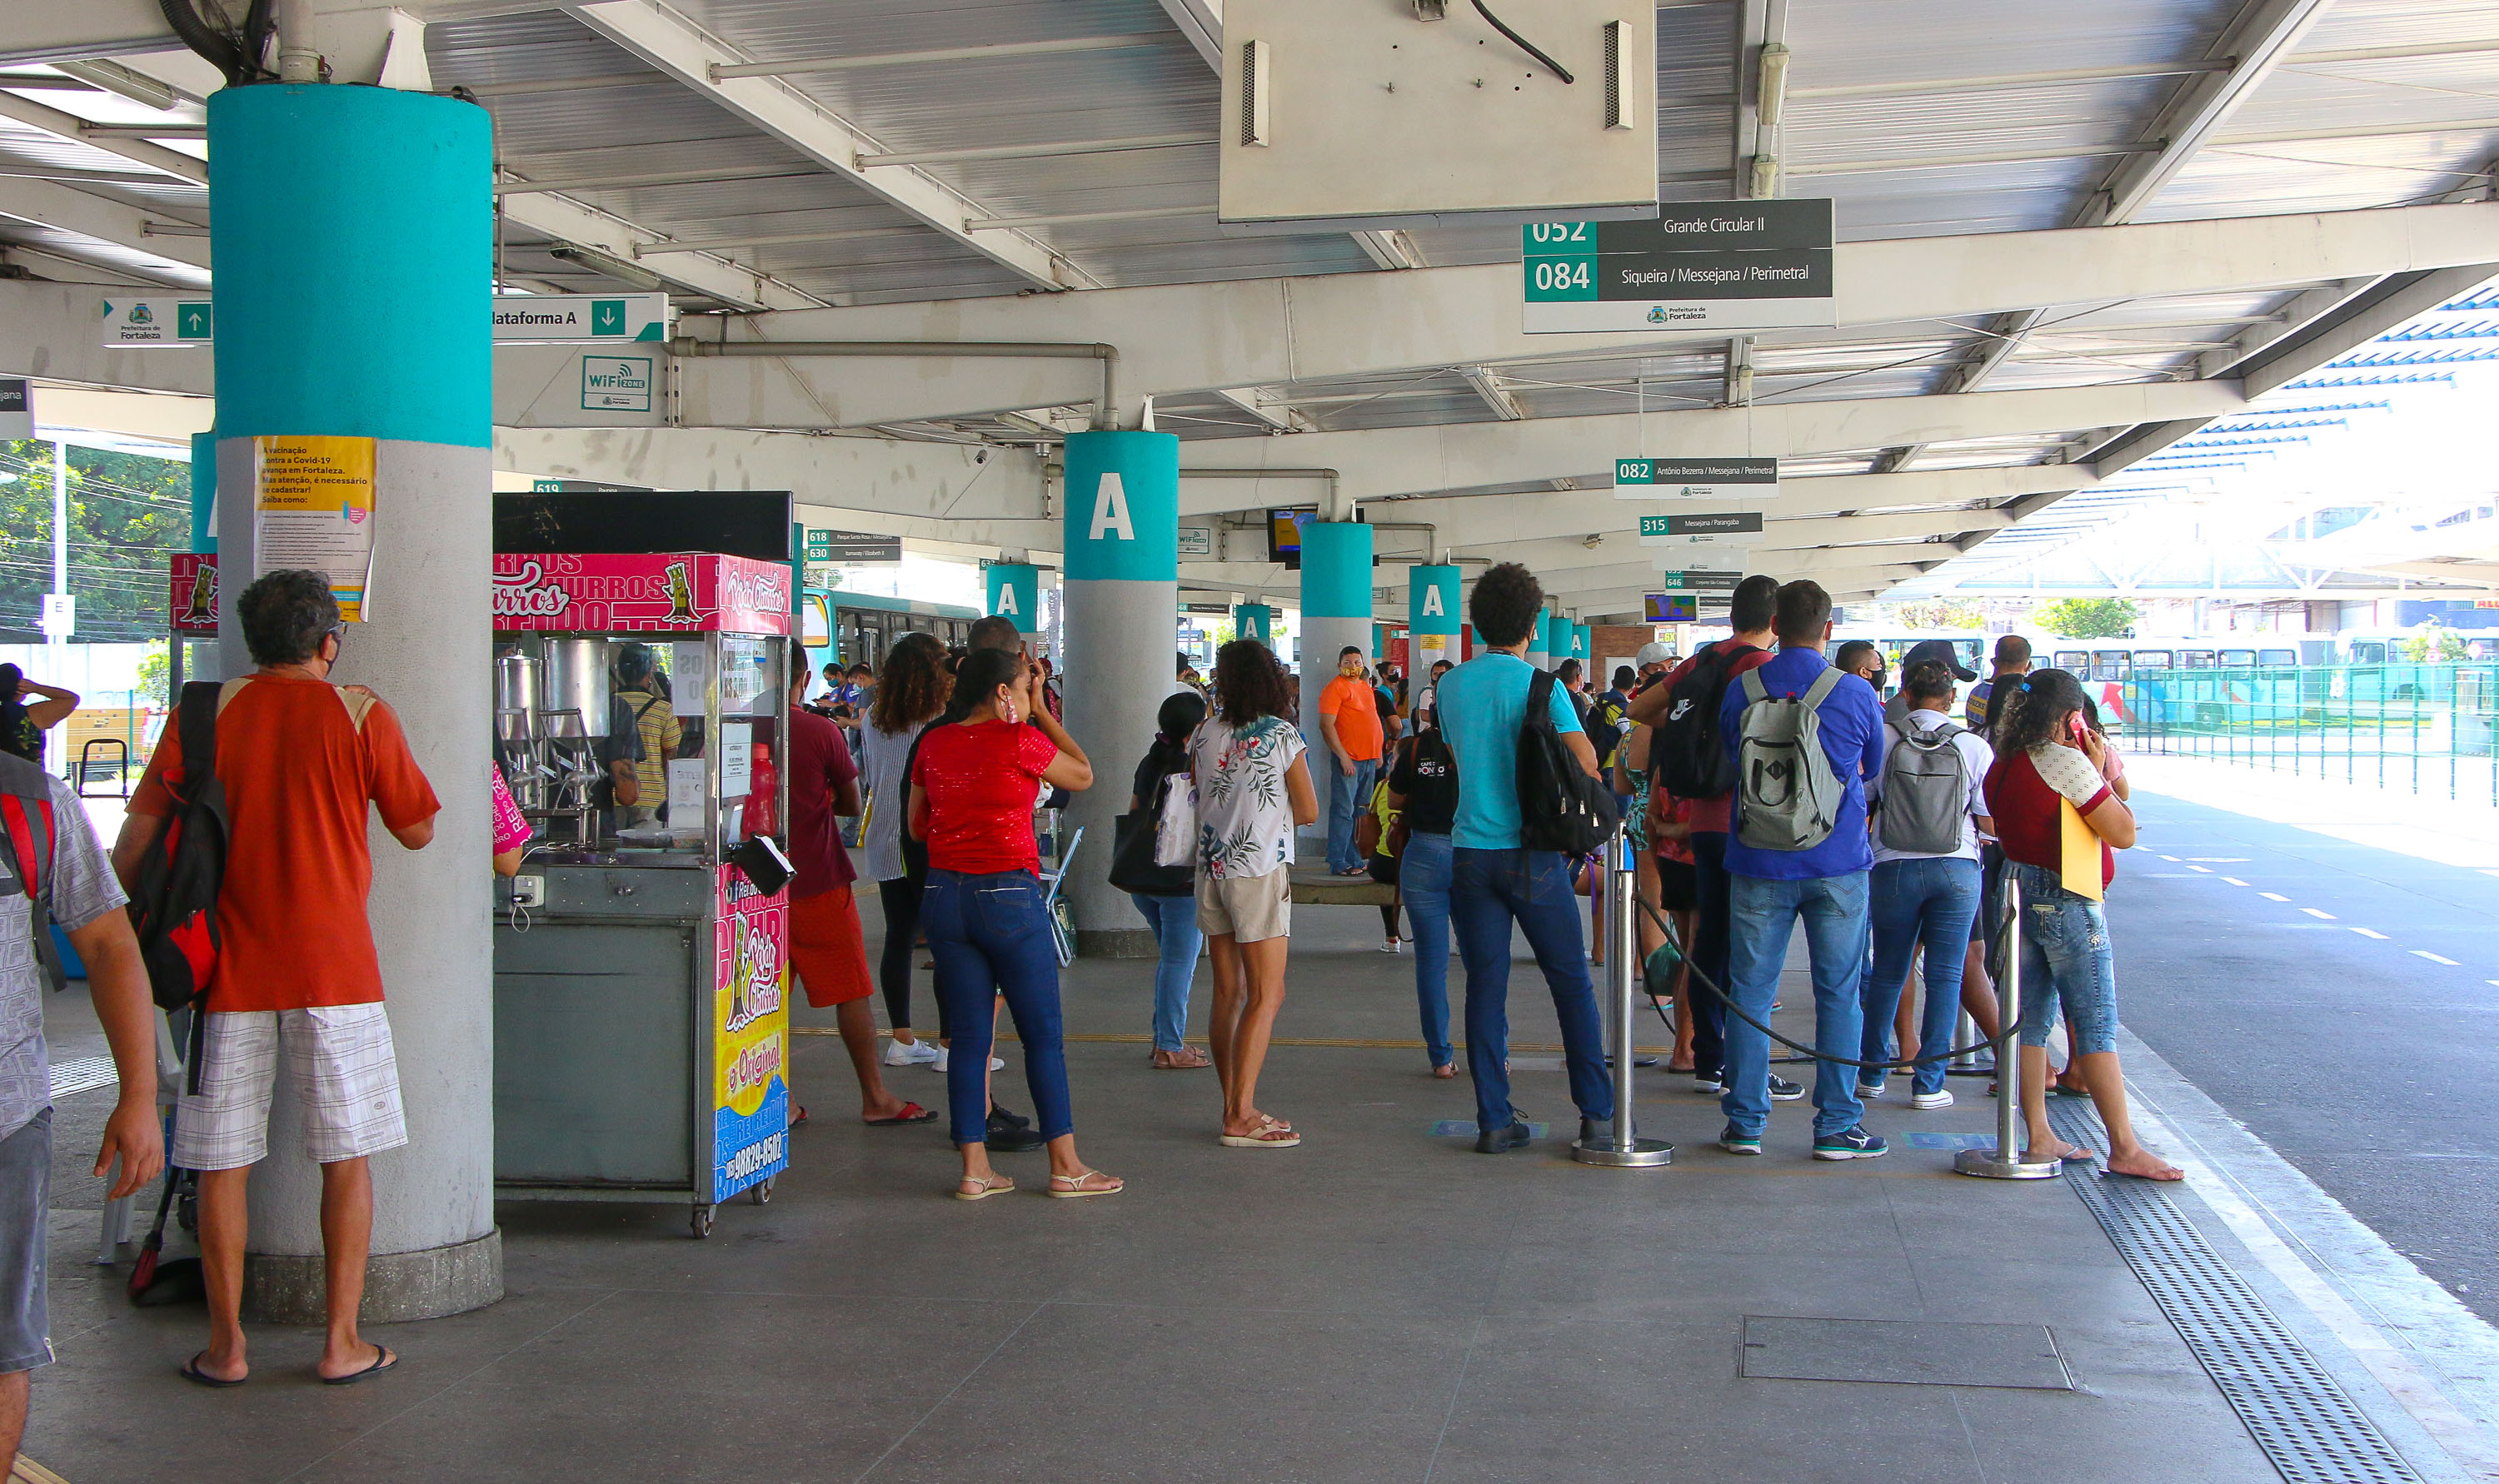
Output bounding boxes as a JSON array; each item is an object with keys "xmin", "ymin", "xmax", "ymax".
[
  {"xmin": 1431, "ymin": 1063, "xmax": 1456, "ymax": 1080},
  {"xmin": 179, "ymin": 1352, "xmax": 247, "ymax": 1388},
  {"xmin": 1151, "ymin": 1047, "xmax": 1212, "ymax": 1070},
  {"xmin": 955, "ymin": 1173, "xmax": 1016, "ymax": 1201},
  {"xmin": 320, "ymin": 1345, "xmax": 397, "ymax": 1387},
  {"xmin": 1048, "ymin": 1168, "xmax": 1125, "ymax": 1198},
  {"xmin": 1219, "ymin": 1115, "xmax": 1300, "ymax": 1149},
  {"xmin": 864, "ymin": 1102, "xmax": 937, "ymax": 1126}
]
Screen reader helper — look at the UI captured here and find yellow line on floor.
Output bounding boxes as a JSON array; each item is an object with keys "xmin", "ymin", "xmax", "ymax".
[
  {"xmin": 792, "ymin": 1027, "xmax": 1678, "ymax": 1055},
  {"xmin": 13, "ymin": 1456, "xmax": 73, "ymax": 1484}
]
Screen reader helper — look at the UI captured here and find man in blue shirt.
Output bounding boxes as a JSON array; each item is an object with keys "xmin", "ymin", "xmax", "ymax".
[
  {"xmin": 1434, "ymin": 564, "xmax": 1612, "ymax": 1153},
  {"xmin": 1714, "ymin": 580, "xmax": 1888, "ymax": 1160}
]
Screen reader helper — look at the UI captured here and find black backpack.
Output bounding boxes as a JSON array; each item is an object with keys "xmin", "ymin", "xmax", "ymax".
[
  {"xmin": 1651, "ymin": 641, "xmax": 1764, "ymax": 799},
  {"xmin": 1517, "ymin": 670, "xmax": 1620, "ymax": 856},
  {"xmin": 127, "ymin": 681, "xmax": 229, "ymax": 1018}
]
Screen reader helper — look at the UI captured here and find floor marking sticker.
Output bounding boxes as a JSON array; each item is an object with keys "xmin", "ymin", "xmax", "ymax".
[
  {"xmin": 2222, "ymin": 877, "xmax": 2248, "ymax": 887},
  {"xmin": 2186, "ymin": 864, "xmax": 2213, "ymax": 873},
  {"xmin": 2261, "ymin": 892, "xmax": 2291, "ymax": 902},
  {"xmin": 2412, "ymin": 951, "xmax": 2460, "ymax": 966},
  {"xmin": 2352, "ymin": 928, "xmax": 2389, "ymax": 940},
  {"xmin": 2302, "ymin": 908, "xmax": 2337, "ymax": 919}
]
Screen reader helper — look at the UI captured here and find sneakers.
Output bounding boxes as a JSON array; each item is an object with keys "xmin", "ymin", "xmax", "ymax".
[
  {"xmin": 1717, "ymin": 1123, "xmax": 1763, "ymax": 1156},
  {"xmin": 1910, "ymin": 1088, "xmax": 1956, "ymax": 1110},
  {"xmin": 1474, "ymin": 1119, "xmax": 1531, "ymax": 1155},
  {"xmin": 1767, "ymin": 1074, "xmax": 1805, "ymax": 1102},
  {"xmin": 883, "ymin": 1038, "xmax": 940, "ymax": 1068},
  {"xmin": 1856, "ymin": 1078, "xmax": 1886, "ymax": 1101},
  {"xmin": 1379, "ymin": 939, "xmax": 1403, "ymax": 954},
  {"xmin": 930, "ymin": 1046, "xmax": 1005, "ymax": 1073},
  {"xmin": 1691, "ymin": 1069, "xmax": 1724, "ymax": 1094},
  {"xmin": 986, "ymin": 1104, "xmax": 1045, "ymax": 1152},
  {"xmin": 1813, "ymin": 1126, "xmax": 1889, "ymax": 1161}
]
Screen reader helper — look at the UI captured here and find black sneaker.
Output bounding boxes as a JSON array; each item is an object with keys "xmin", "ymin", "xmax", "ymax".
[
  {"xmin": 1813, "ymin": 1126, "xmax": 1888, "ymax": 1162},
  {"xmin": 1768, "ymin": 1074, "xmax": 1805, "ymax": 1102},
  {"xmin": 1691, "ymin": 1069, "xmax": 1724, "ymax": 1094},
  {"xmin": 988, "ymin": 1102, "xmax": 1031, "ymax": 1130},
  {"xmin": 1474, "ymin": 1120, "xmax": 1531, "ymax": 1154},
  {"xmin": 986, "ymin": 1106, "xmax": 1044, "ymax": 1151}
]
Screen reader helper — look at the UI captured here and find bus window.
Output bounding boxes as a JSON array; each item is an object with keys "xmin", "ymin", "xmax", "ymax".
[
  {"xmin": 2349, "ymin": 641, "xmax": 2387, "ymax": 665},
  {"xmin": 2257, "ymin": 648, "xmax": 2297, "ymax": 667},
  {"xmin": 2219, "ymin": 648, "xmax": 2256, "ymax": 666},
  {"xmin": 2053, "ymin": 650, "xmax": 2087, "ymax": 672},
  {"xmin": 2468, "ymin": 638, "xmax": 2499, "ymax": 661},
  {"xmin": 2135, "ymin": 650, "xmax": 2173, "ymax": 670},
  {"xmin": 2090, "ymin": 650, "xmax": 2131, "ymax": 682},
  {"xmin": 2180, "ymin": 650, "xmax": 2215, "ymax": 669}
]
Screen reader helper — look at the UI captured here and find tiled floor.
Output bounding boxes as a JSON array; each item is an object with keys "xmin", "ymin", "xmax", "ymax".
[{"xmin": 26, "ymin": 902, "xmax": 2280, "ymax": 1482}]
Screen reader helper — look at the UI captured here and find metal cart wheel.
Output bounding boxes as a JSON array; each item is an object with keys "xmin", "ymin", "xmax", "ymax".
[
  {"xmin": 690, "ymin": 1205, "xmax": 714, "ymax": 1239},
  {"xmin": 750, "ymin": 1178, "xmax": 774, "ymax": 1206}
]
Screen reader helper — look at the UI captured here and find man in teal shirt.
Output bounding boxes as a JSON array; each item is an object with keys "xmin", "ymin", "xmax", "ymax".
[{"xmin": 1434, "ymin": 564, "xmax": 1613, "ymax": 1153}]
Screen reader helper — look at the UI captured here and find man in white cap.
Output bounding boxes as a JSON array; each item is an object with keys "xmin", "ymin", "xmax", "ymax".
[{"xmin": 1634, "ymin": 640, "xmax": 1677, "ymax": 693}]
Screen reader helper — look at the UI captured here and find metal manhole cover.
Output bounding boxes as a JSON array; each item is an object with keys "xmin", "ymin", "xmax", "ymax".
[{"xmin": 1740, "ymin": 1316, "xmax": 2075, "ymax": 1390}]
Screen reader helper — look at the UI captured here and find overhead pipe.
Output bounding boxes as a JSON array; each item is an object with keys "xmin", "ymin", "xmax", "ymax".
[{"xmin": 668, "ymin": 337, "xmax": 1120, "ymax": 430}]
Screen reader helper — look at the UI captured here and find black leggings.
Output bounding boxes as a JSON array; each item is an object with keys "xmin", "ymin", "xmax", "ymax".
[{"xmin": 877, "ymin": 874, "xmax": 943, "ymax": 1037}]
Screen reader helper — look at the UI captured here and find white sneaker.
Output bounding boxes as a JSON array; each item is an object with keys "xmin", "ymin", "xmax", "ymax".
[
  {"xmin": 1910, "ymin": 1088, "xmax": 1956, "ymax": 1110},
  {"xmin": 883, "ymin": 1038, "xmax": 940, "ymax": 1068},
  {"xmin": 930, "ymin": 1046, "xmax": 1003, "ymax": 1073},
  {"xmin": 1379, "ymin": 939, "xmax": 1402, "ymax": 954}
]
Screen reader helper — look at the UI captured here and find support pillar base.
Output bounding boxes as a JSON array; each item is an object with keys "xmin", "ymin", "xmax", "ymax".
[{"xmin": 242, "ymin": 1228, "xmax": 502, "ymax": 1325}]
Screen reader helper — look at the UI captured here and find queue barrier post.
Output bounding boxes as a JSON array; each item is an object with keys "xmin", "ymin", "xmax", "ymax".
[
  {"xmin": 1574, "ymin": 827, "xmax": 1673, "ymax": 1168},
  {"xmin": 1954, "ymin": 870, "xmax": 2062, "ymax": 1181}
]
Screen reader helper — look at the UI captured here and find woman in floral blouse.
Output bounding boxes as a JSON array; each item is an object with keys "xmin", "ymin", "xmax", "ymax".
[{"xmin": 1188, "ymin": 640, "xmax": 1319, "ymax": 1148}]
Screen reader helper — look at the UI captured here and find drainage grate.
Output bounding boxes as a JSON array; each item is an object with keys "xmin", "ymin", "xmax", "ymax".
[
  {"xmin": 47, "ymin": 1056, "xmax": 116, "ymax": 1100},
  {"xmin": 2047, "ymin": 1100, "xmax": 2422, "ymax": 1484}
]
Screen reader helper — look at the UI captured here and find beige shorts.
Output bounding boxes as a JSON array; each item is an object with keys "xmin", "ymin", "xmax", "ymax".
[
  {"xmin": 172, "ymin": 1005, "xmax": 408, "ymax": 1172},
  {"xmin": 1195, "ymin": 869, "xmax": 1291, "ymax": 944}
]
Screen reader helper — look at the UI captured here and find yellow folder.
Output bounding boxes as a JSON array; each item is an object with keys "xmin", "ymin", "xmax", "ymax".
[{"xmin": 2058, "ymin": 798, "xmax": 2105, "ymax": 903}]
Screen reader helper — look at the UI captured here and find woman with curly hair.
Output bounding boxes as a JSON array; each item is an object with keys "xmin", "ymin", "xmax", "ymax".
[
  {"xmin": 1982, "ymin": 667, "xmax": 2179, "ymax": 1181},
  {"xmin": 1188, "ymin": 640, "xmax": 1319, "ymax": 1148}
]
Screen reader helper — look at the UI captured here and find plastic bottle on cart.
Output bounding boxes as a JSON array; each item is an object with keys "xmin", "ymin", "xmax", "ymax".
[{"xmin": 744, "ymin": 742, "xmax": 777, "ymax": 840}]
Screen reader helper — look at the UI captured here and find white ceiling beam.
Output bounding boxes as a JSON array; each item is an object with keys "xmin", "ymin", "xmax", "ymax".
[
  {"xmin": 0, "ymin": 89, "xmax": 206, "ymax": 183},
  {"xmin": 687, "ymin": 202, "xmax": 2499, "ymax": 429},
  {"xmin": 1205, "ymin": 386, "xmax": 1313, "ymax": 433},
  {"xmin": 1457, "ymin": 366, "xmax": 1524, "ymax": 421},
  {"xmin": 1155, "ymin": 0, "xmax": 1223, "ymax": 69},
  {"xmin": 1171, "ymin": 379, "xmax": 2242, "ymax": 510},
  {"xmin": 496, "ymin": 187, "xmax": 822, "ymax": 311},
  {"xmin": 2078, "ymin": 0, "xmax": 2341, "ymax": 228},
  {"xmin": 569, "ymin": 0, "xmax": 1085, "ymax": 291},
  {"xmin": 0, "ymin": 176, "xmax": 209, "ymax": 277}
]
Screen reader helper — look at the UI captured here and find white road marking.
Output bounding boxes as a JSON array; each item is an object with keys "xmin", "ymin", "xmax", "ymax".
[
  {"xmin": 2260, "ymin": 892, "xmax": 2290, "ymax": 902},
  {"xmin": 2222, "ymin": 877, "xmax": 2248, "ymax": 886},
  {"xmin": 2184, "ymin": 857, "xmax": 2251, "ymax": 863},
  {"xmin": 2302, "ymin": 907, "xmax": 2337, "ymax": 919},
  {"xmin": 2352, "ymin": 928, "xmax": 2390, "ymax": 940},
  {"xmin": 2187, "ymin": 864, "xmax": 2212, "ymax": 874},
  {"xmin": 2412, "ymin": 951, "xmax": 2461, "ymax": 966},
  {"xmin": 2160, "ymin": 854, "xmax": 2180, "ymax": 862}
]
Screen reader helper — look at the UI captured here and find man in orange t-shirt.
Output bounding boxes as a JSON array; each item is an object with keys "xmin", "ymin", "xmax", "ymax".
[
  {"xmin": 115, "ymin": 570, "xmax": 439, "ymax": 1389},
  {"xmin": 1318, "ymin": 646, "xmax": 1384, "ymax": 875}
]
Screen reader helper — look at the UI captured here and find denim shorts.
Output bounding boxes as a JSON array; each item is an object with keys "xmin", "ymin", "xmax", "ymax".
[
  {"xmin": 1, "ymin": 1108, "xmax": 52, "ymax": 1374},
  {"xmin": 2006, "ymin": 861, "xmax": 2120, "ymax": 1057}
]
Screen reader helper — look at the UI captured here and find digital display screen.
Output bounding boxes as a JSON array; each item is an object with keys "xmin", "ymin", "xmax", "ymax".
[
  {"xmin": 1266, "ymin": 507, "xmax": 1316, "ymax": 569},
  {"xmin": 1644, "ymin": 593, "xmax": 1699, "ymax": 623}
]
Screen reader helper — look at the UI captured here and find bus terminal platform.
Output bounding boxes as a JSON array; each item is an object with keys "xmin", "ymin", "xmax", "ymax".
[{"xmin": 24, "ymin": 874, "xmax": 2498, "ymax": 1484}]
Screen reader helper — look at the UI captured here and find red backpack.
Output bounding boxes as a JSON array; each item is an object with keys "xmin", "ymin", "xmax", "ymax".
[{"xmin": 127, "ymin": 681, "xmax": 229, "ymax": 1022}]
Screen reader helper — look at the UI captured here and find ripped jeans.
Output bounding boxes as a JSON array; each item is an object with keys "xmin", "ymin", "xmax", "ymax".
[{"xmin": 2006, "ymin": 861, "xmax": 2119, "ymax": 1058}]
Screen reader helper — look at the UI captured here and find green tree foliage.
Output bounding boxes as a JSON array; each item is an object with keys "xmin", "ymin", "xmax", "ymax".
[
  {"xmin": 134, "ymin": 643, "xmax": 170, "ymax": 708},
  {"xmin": 2402, "ymin": 623, "xmax": 2467, "ymax": 663},
  {"xmin": 0, "ymin": 441, "xmax": 189, "ymax": 645},
  {"xmin": 1887, "ymin": 600, "xmax": 1985, "ymax": 632},
  {"xmin": 2031, "ymin": 597, "xmax": 2140, "ymax": 640}
]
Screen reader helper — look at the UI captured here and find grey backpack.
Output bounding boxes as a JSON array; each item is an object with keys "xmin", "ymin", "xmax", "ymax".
[
  {"xmin": 1878, "ymin": 718, "xmax": 1969, "ymax": 855},
  {"xmin": 1733, "ymin": 666, "xmax": 1846, "ymax": 852}
]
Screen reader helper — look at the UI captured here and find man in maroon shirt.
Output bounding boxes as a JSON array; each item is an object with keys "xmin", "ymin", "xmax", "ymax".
[
  {"xmin": 1627, "ymin": 575, "xmax": 1786, "ymax": 1095},
  {"xmin": 784, "ymin": 676, "xmax": 932, "ymax": 1126}
]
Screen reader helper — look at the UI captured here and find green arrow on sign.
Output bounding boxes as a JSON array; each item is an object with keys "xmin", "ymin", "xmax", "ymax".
[
  {"xmin": 177, "ymin": 302, "xmax": 212, "ymax": 338},
  {"xmin": 591, "ymin": 299, "xmax": 625, "ymax": 336}
]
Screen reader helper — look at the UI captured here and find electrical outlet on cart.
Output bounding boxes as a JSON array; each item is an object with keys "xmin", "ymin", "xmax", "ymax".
[{"xmin": 510, "ymin": 874, "xmax": 544, "ymax": 908}]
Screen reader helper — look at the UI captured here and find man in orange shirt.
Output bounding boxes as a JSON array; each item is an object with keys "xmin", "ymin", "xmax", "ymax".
[
  {"xmin": 1318, "ymin": 646, "xmax": 1384, "ymax": 876},
  {"xmin": 115, "ymin": 570, "xmax": 440, "ymax": 1389}
]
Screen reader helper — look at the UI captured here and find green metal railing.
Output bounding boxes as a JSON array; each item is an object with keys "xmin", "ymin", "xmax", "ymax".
[{"xmin": 2117, "ymin": 663, "xmax": 2499, "ymax": 806}]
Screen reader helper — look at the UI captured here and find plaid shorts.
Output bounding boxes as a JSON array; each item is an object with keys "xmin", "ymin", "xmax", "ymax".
[{"xmin": 172, "ymin": 1005, "xmax": 409, "ymax": 1172}]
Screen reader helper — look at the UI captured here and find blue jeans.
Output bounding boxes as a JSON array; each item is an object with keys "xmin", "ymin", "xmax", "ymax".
[
  {"xmin": 1326, "ymin": 756, "xmax": 1379, "ymax": 872},
  {"xmin": 1400, "ymin": 831, "xmax": 1455, "ymax": 1068},
  {"xmin": 1722, "ymin": 871, "xmax": 1870, "ymax": 1138},
  {"xmin": 1129, "ymin": 892, "xmax": 1203, "ymax": 1053},
  {"xmin": 1449, "ymin": 847, "xmax": 1613, "ymax": 1133},
  {"xmin": 2006, "ymin": 862, "xmax": 2120, "ymax": 1057},
  {"xmin": 925, "ymin": 869, "xmax": 1073, "ymax": 1146},
  {"xmin": 1863, "ymin": 857, "xmax": 1981, "ymax": 1094}
]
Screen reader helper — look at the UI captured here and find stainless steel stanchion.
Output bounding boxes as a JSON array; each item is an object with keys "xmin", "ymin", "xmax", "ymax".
[
  {"xmin": 1955, "ymin": 871, "xmax": 2060, "ymax": 1180},
  {"xmin": 1575, "ymin": 829, "xmax": 1673, "ymax": 1168}
]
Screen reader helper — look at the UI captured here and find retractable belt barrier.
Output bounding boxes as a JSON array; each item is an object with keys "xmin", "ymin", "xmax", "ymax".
[{"xmin": 1573, "ymin": 832, "xmax": 1673, "ymax": 1168}]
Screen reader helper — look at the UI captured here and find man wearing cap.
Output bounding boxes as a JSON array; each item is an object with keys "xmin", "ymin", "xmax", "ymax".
[
  {"xmin": 1965, "ymin": 635, "xmax": 2031, "ymax": 739},
  {"xmin": 1884, "ymin": 640, "xmax": 1978, "ymax": 725},
  {"xmin": 1633, "ymin": 641, "xmax": 1676, "ymax": 692}
]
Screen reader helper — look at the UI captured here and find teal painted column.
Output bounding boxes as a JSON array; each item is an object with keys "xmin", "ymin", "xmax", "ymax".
[
  {"xmin": 1408, "ymin": 564, "xmax": 1459, "ymax": 686},
  {"xmin": 1235, "ymin": 603, "xmax": 1274, "ymax": 646},
  {"xmin": 188, "ymin": 430, "xmax": 217, "ymax": 553},
  {"xmin": 1061, "ymin": 431, "xmax": 1178, "ymax": 955},
  {"xmin": 210, "ymin": 82, "xmax": 499, "ymax": 1323},
  {"xmin": 1526, "ymin": 610, "xmax": 1554, "ymax": 671},
  {"xmin": 1569, "ymin": 623, "xmax": 1591, "ymax": 669},
  {"xmin": 985, "ymin": 562, "xmax": 1040, "ymax": 632},
  {"xmin": 1296, "ymin": 521, "xmax": 1374, "ymax": 757}
]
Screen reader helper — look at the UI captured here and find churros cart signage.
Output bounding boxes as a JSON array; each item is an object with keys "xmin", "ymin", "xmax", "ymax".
[
  {"xmin": 491, "ymin": 552, "xmax": 793, "ymax": 635},
  {"xmin": 170, "ymin": 553, "xmax": 219, "ymax": 636},
  {"xmin": 712, "ymin": 864, "xmax": 790, "ymax": 1199}
]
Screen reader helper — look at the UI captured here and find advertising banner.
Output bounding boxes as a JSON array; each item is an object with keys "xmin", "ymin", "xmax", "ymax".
[
  {"xmin": 711, "ymin": 864, "xmax": 790, "ymax": 1202},
  {"xmin": 171, "ymin": 553, "xmax": 219, "ymax": 635},
  {"xmin": 491, "ymin": 552, "xmax": 793, "ymax": 635}
]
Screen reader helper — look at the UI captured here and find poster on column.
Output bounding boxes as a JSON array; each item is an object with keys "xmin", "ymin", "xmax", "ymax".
[
  {"xmin": 252, "ymin": 436, "xmax": 378, "ymax": 620},
  {"xmin": 712, "ymin": 863, "xmax": 790, "ymax": 1202}
]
